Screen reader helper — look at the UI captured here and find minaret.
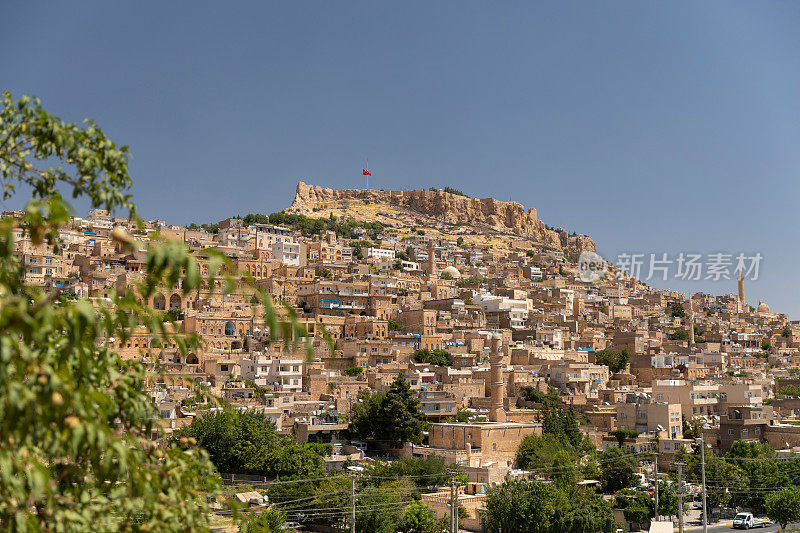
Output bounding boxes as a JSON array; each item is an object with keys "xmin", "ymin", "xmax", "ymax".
[
  {"xmin": 488, "ymin": 333, "xmax": 506, "ymax": 423},
  {"xmin": 425, "ymin": 239, "xmax": 436, "ymax": 275},
  {"xmin": 737, "ymin": 269, "xmax": 745, "ymax": 313},
  {"xmin": 687, "ymin": 298, "xmax": 695, "ymax": 351}
]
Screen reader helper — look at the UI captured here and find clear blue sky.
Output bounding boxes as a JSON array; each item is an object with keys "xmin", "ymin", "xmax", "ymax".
[{"xmin": 3, "ymin": 2, "xmax": 800, "ymax": 316}]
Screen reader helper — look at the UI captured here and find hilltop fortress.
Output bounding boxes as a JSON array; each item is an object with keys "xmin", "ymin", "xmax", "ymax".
[{"xmin": 289, "ymin": 181, "xmax": 596, "ymax": 257}]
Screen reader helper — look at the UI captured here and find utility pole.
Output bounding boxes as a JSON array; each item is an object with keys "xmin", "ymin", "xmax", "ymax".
[
  {"xmin": 350, "ymin": 474, "xmax": 356, "ymax": 533},
  {"xmin": 653, "ymin": 451, "xmax": 659, "ymax": 521},
  {"xmin": 450, "ymin": 472, "xmax": 458, "ymax": 533},
  {"xmin": 676, "ymin": 461, "xmax": 685, "ymax": 533},
  {"xmin": 697, "ymin": 437, "xmax": 708, "ymax": 533}
]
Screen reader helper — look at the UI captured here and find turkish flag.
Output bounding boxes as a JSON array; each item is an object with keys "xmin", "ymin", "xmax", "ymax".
[{"xmin": 362, "ymin": 169, "xmax": 371, "ymax": 176}]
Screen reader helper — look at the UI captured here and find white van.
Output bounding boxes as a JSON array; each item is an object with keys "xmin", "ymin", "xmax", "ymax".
[{"xmin": 733, "ymin": 512, "xmax": 754, "ymax": 529}]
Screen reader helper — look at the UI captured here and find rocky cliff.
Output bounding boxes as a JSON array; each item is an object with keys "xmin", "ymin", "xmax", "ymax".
[{"xmin": 288, "ymin": 181, "xmax": 595, "ymax": 255}]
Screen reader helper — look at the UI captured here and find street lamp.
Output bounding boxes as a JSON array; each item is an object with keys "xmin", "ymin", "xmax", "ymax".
[{"xmin": 695, "ymin": 437, "xmax": 708, "ymax": 533}]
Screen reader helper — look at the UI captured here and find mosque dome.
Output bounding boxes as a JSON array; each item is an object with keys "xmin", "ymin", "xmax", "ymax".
[
  {"xmin": 441, "ymin": 266, "xmax": 461, "ymax": 279},
  {"xmin": 757, "ymin": 300, "xmax": 771, "ymax": 314}
]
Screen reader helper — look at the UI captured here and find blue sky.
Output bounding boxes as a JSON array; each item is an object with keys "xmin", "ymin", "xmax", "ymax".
[{"xmin": 3, "ymin": 2, "xmax": 800, "ymax": 315}]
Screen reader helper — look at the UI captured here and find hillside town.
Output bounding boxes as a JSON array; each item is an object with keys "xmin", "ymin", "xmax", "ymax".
[{"xmin": 8, "ymin": 182, "xmax": 800, "ymax": 530}]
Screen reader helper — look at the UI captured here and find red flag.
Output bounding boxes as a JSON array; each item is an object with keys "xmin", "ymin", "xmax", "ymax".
[{"xmin": 362, "ymin": 169, "xmax": 371, "ymax": 176}]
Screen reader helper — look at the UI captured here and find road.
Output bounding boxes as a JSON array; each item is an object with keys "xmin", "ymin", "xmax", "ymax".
[{"xmin": 666, "ymin": 519, "xmax": 787, "ymax": 532}]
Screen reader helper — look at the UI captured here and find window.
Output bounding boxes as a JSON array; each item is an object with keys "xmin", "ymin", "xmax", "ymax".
[
  {"xmin": 742, "ymin": 429, "xmax": 748, "ymax": 436},
  {"xmin": 492, "ymin": 443, "xmax": 497, "ymax": 451},
  {"xmin": 728, "ymin": 429, "xmax": 734, "ymax": 435}
]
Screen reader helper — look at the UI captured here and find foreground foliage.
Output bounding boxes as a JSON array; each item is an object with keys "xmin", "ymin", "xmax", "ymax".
[{"xmin": 0, "ymin": 92, "xmax": 305, "ymax": 531}]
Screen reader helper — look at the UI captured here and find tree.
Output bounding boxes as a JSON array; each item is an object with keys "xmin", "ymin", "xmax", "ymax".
[
  {"xmin": 783, "ymin": 324, "xmax": 793, "ymax": 338},
  {"xmin": 656, "ymin": 481, "xmax": 685, "ymax": 518},
  {"xmin": 670, "ymin": 301, "xmax": 686, "ymax": 317},
  {"xmin": 682, "ymin": 417, "xmax": 699, "ymax": 440},
  {"xmin": 364, "ymin": 456, "xmax": 461, "ymax": 493},
  {"xmin": 413, "ymin": 348, "xmax": 453, "ymax": 367},
  {"xmin": 618, "ymin": 489, "xmax": 653, "ymax": 527},
  {"xmin": 599, "ymin": 447, "xmax": 638, "ymax": 493},
  {"xmin": 778, "ymin": 385, "xmax": 800, "ymax": 396},
  {"xmin": 542, "ymin": 406, "xmax": 582, "ymax": 449},
  {"xmin": 609, "ymin": 429, "xmax": 639, "ymax": 447},
  {"xmin": 670, "ymin": 329, "xmax": 689, "ymax": 341},
  {"xmin": 0, "ymin": 93, "xmax": 310, "ymax": 530},
  {"xmin": 261, "ymin": 439, "xmax": 327, "ymax": 479},
  {"xmin": 1, "ymin": 91, "xmax": 324, "ymax": 529},
  {"xmin": 178, "ymin": 408, "xmax": 326, "ymax": 480},
  {"xmin": 594, "ymin": 348, "xmax": 631, "ymax": 374},
  {"xmin": 180, "ymin": 409, "xmax": 277, "ymax": 474},
  {"xmin": 166, "ymin": 306, "xmax": 183, "ymax": 321},
  {"xmin": 765, "ymin": 487, "xmax": 800, "ymax": 530},
  {"xmin": 0, "ymin": 92, "xmax": 259, "ymax": 530},
  {"xmin": 355, "ymin": 479, "xmax": 416, "ymax": 533},
  {"xmin": 484, "ymin": 480, "xmax": 558, "ymax": 533},
  {"xmin": 443, "ymin": 186, "xmax": 469, "ymax": 197},
  {"xmin": 484, "ymin": 479, "xmax": 615, "ymax": 533},
  {"xmin": 520, "ymin": 385, "xmax": 558, "ymax": 408},
  {"xmin": 56, "ymin": 288, "xmax": 78, "ymax": 301},
  {"xmin": 350, "ymin": 374, "xmax": 427, "ymax": 447},
  {"xmin": 454, "ymin": 407, "xmax": 471, "ymax": 422},
  {"xmin": 516, "ymin": 434, "xmax": 569, "ymax": 471},
  {"xmin": 398, "ymin": 501, "xmax": 444, "ymax": 533},
  {"xmin": 387, "ymin": 318, "xmax": 400, "ymax": 331},
  {"xmin": 239, "ymin": 508, "xmax": 289, "ymax": 533},
  {"xmin": 682, "ymin": 451, "xmax": 746, "ymax": 514},
  {"xmin": 550, "ymin": 448, "xmax": 578, "ymax": 488}
]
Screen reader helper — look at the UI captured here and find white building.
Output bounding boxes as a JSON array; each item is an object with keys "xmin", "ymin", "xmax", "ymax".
[
  {"xmin": 272, "ymin": 241, "xmax": 302, "ymax": 266},
  {"xmin": 254, "ymin": 224, "xmax": 293, "ymax": 250},
  {"xmin": 241, "ymin": 356, "xmax": 304, "ymax": 393},
  {"xmin": 366, "ymin": 248, "xmax": 396, "ymax": 261},
  {"xmin": 472, "ymin": 294, "xmax": 530, "ymax": 328},
  {"xmin": 376, "ymin": 260, "xmax": 420, "ymax": 272}
]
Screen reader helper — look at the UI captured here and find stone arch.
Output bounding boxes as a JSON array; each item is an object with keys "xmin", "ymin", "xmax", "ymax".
[
  {"xmin": 169, "ymin": 293, "xmax": 182, "ymax": 309},
  {"xmin": 153, "ymin": 293, "xmax": 166, "ymax": 310},
  {"xmin": 186, "ymin": 353, "xmax": 199, "ymax": 365},
  {"xmin": 224, "ymin": 321, "xmax": 235, "ymax": 336}
]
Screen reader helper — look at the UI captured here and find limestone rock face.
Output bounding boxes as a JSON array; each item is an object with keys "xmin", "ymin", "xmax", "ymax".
[{"xmin": 288, "ymin": 182, "xmax": 595, "ymax": 255}]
